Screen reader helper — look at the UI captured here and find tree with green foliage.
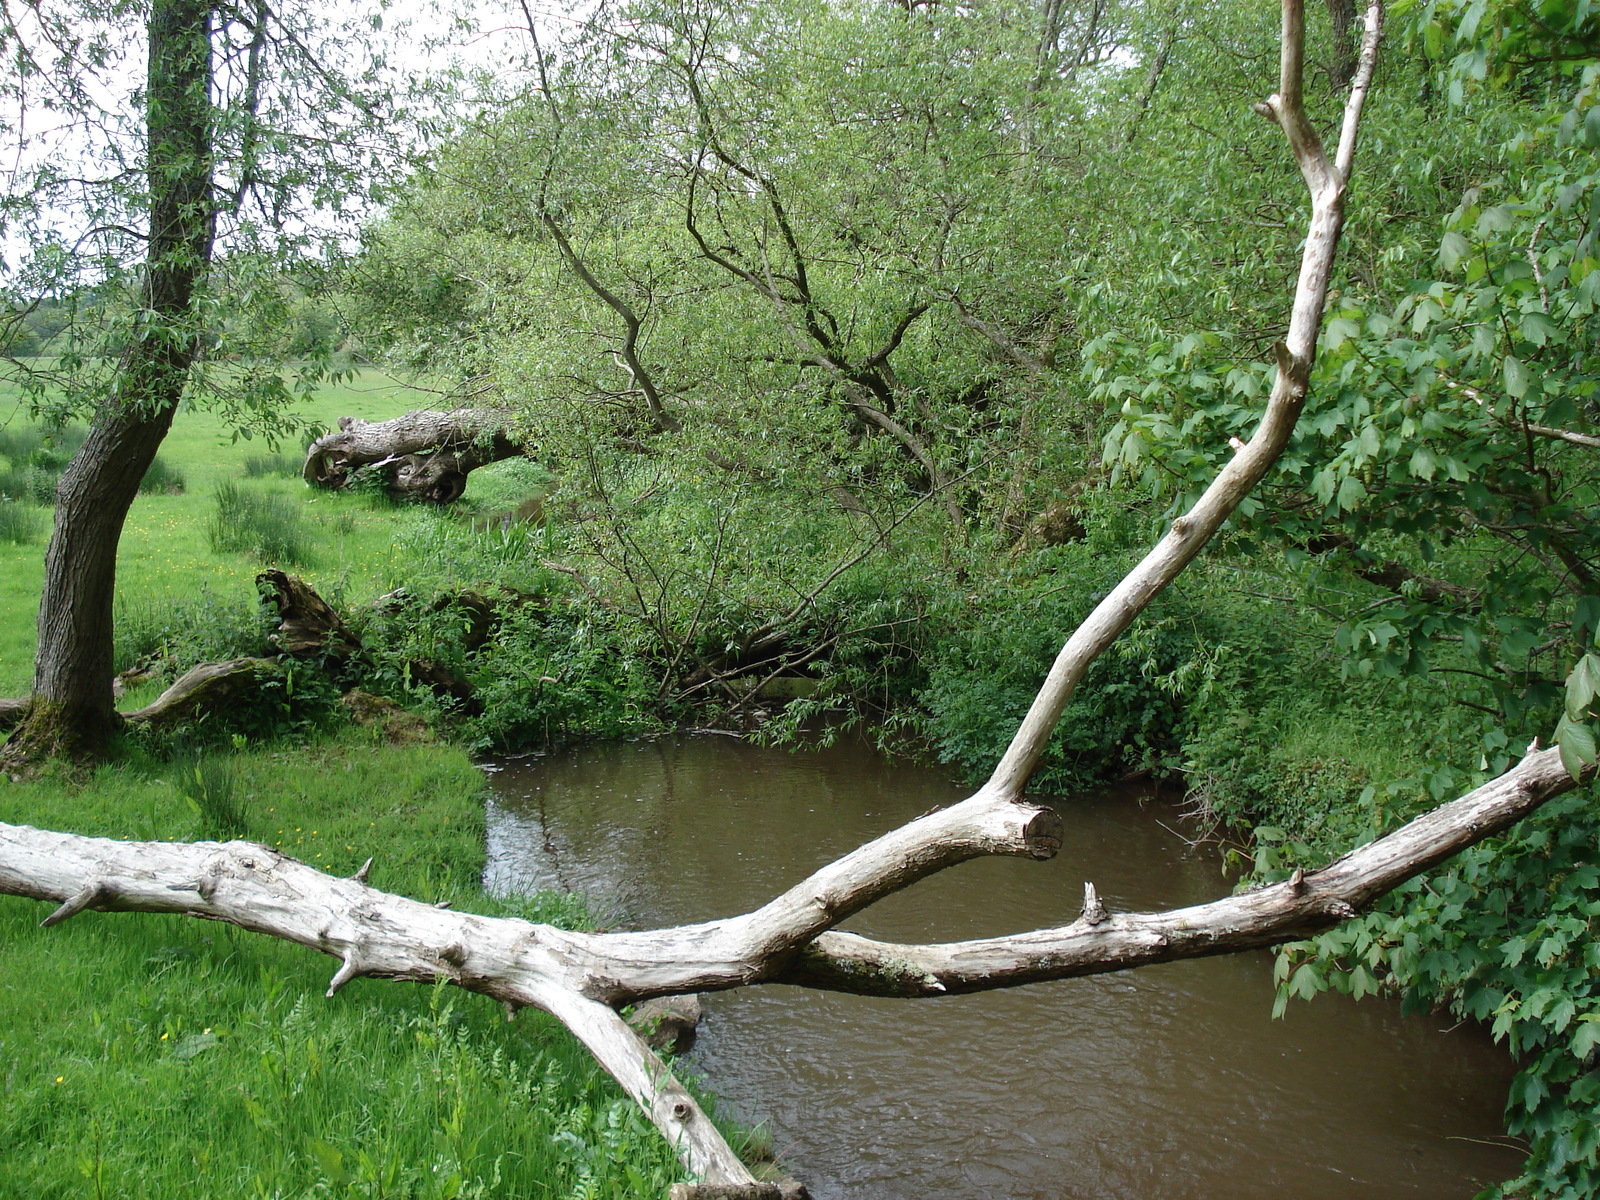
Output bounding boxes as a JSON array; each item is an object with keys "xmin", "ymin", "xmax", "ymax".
[
  {"xmin": 1085, "ymin": 2, "xmax": 1600, "ymax": 1191},
  {"xmin": 348, "ymin": 0, "xmax": 1219, "ymax": 537},
  {"xmin": 20, "ymin": 9, "xmax": 1570, "ymax": 1199},
  {"xmin": 341, "ymin": 4, "xmax": 1600, "ymax": 1192},
  {"xmin": 0, "ymin": 0, "xmax": 416, "ymax": 763}
]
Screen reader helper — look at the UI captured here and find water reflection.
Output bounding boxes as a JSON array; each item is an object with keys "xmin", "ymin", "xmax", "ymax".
[{"xmin": 484, "ymin": 735, "xmax": 1523, "ymax": 1200}]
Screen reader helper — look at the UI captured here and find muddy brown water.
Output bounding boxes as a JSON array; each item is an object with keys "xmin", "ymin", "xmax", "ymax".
[{"xmin": 482, "ymin": 734, "xmax": 1526, "ymax": 1200}]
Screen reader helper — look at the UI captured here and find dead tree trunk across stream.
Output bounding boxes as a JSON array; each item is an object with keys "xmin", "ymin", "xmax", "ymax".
[{"xmin": 4, "ymin": 9, "xmax": 1559, "ymax": 1198}]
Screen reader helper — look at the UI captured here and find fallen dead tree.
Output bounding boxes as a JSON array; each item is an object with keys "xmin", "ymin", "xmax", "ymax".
[
  {"xmin": 0, "ymin": 741, "xmax": 1584, "ymax": 1187},
  {"xmin": 302, "ymin": 408, "xmax": 528, "ymax": 503},
  {"xmin": 3, "ymin": 9, "xmax": 1535, "ymax": 1196}
]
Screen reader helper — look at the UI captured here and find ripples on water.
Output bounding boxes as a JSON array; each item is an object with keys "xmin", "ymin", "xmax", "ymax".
[{"xmin": 483, "ymin": 735, "xmax": 1524, "ymax": 1200}]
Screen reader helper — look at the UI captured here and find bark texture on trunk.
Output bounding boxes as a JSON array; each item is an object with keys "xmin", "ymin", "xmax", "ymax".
[
  {"xmin": 2, "ymin": 0, "xmax": 214, "ymax": 765},
  {"xmin": 302, "ymin": 410, "xmax": 528, "ymax": 503}
]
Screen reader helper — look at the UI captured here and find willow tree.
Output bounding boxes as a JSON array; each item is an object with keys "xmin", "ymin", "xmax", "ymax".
[{"xmin": 0, "ymin": 0, "xmax": 413, "ymax": 764}]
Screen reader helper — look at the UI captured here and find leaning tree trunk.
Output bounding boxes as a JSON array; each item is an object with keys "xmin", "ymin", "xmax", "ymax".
[
  {"xmin": 2, "ymin": 0, "xmax": 214, "ymax": 766},
  {"xmin": 302, "ymin": 409, "xmax": 528, "ymax": 504}
]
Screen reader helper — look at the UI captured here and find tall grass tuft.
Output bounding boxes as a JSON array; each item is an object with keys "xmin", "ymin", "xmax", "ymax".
[
  {"xmin": 174, "ymin": 756, "xmax": 250, "ymax": 839},
  {"xmin": 0, "ymin": 422, "xmax": 86, "ymax": 506},
  {"xmin": 242, "ymin": 451, "xmax": 302, "ymax": 478},
  {"xmin": 0, "ymin": 496, "xmax": 46, "ymax": 544},
  {"xmin": 0, "ymin": 463, "xmax": 58, "ymax": 504},
  {"xmin": 0, "ymin": 422, "xmax": 85, "ymax": 470},
  {"xmin": 208, "ymin": 481, "xmax": 314, "ymax": 566},
  {"xmin": 138, "ymin": 454, "xmax": 186, "ymax": 494}
]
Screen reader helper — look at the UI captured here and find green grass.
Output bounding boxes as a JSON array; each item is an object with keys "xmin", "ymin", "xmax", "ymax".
[
  {"xmin": 0, "ymin": 497, "xmax": 46, "ymax": 545},
  {"xmin": 0, "ymin": 736, "xmax": 700, "ymax": 1199},
  {"xmin": 209, "ymin": 481, "xmax": 316, "ymax": 567}
]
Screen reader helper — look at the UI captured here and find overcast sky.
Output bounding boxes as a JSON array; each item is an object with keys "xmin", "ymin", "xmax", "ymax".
[{"xmin": 0, "ymin": 0, "xmax": 579, "ymax": 286}]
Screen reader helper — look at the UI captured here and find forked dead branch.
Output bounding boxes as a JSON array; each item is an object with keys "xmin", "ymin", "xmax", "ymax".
[{"xmin": 9, "ymin": 4, "xmax": 1576, "ymax": 1196}]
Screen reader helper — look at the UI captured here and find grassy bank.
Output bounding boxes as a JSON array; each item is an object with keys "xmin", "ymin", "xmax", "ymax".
[{"xmin": 0, "ymin": 735, "xmax": 718, "ymax": 1198}]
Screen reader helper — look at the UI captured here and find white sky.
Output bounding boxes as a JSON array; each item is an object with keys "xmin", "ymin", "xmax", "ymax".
[{"xmin": 0, "ymin": 0, "xmax": 576, "ymax": 288}]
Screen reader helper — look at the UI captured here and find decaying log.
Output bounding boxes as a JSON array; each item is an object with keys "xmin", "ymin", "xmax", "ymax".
[
  {"xmin": 628, "ymin": 993, "xmax": 704, "ymax": 1054},
  {"xmin": 121, "ymin": 658, "xmax": 285, "ymax": 729},
  {"xmin": 0, "ymin": 744, "xmax": 1583, "ymax": 1181},
  {"xmin": 0, "ymin": 698, "xmax": 26, "ymax": 732},
  {"xmin": 302, "ymin": 409, "xmax": 528, "ymax": 504},
  {"xmin": 1304, "ymin": 533, "xmax": 1478, "ymax": 606},
  {"xmin": 259, "ymin": 568, "xmax": 363, "ymax": 661},
  {"xmin": 0, "ymin": 7, "xmax": 1407, "ymax": 1196}
]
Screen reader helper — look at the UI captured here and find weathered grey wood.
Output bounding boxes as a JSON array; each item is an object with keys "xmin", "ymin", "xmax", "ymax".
[
  {"xmin": 302, "ymin": 409, "xmax": 527, "ymax": 503},
  {"xmin": 0, "ymin": 822, "xmax": 753, "ymax": 1184},
  {"xmin": 779, "ymin": 745, "xmax": 1587, "ymax": 996},
  {"xmin": 0, "ymin": 698, "xmax": 27, "ymax": 731},
  {"xmin": 121, "ymin": 658, "xmax": 284, "ymax": 728},
  {"xmin": 669, "ymin": 1184, "xmax": 810, "ymax": 1200},
  {"xmin": 259, "ymin": 569, "xmax": 363, "ymax": 660},
  {"xmin": 984, "ymin": 0, "xmax": 1383, "ymax": 800},
  {"xmin": 0, "ymin": 744, "xmax": 1582, "ymax": 1180}
]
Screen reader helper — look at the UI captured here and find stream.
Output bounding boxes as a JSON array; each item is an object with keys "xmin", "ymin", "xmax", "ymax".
[{"xmin": 482, "ymin": 734, "xmax": 1526, "ymax": 1200}]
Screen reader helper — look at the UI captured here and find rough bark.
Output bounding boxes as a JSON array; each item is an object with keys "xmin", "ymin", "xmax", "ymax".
[
  {"xmin": 0, "ymin": 6, "xmax": 1398, "ymax": 1194},
  {"xmin": 2, "ymin": 0, "xmax": 214, "ymax": 766},
  {"xmin": 628, "ymin": 993, "xmax": 704, "ymax": 1054},
  {"xmin": 302, "ymin": 410, "xmax": 528, "ymax": 503}
]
